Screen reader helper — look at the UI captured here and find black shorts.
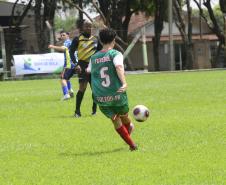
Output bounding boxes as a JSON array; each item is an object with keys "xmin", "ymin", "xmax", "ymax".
[
  {"xmin": 62, "ymin": 68, "xmax": 75, "ymax": 80},
  {"xmin": 78, "ymin": 61, "xmax": 91, "ymax": 83}
]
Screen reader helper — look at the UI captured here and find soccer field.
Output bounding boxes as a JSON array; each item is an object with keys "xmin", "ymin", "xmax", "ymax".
[{"xmin": 0, "ymin": 70, "xmax": 225, "ymax": 185}]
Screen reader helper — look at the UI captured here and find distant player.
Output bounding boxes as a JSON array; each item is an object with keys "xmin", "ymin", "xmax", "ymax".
[
  {"xmin": 48, "ymin": 31, "xmax": 75, "ymax": 100},
  {"xmin": 70, "ymin": 20, "xmax": 102, "ymax": 117},
  {"xmin": 87, "ymin": 28, "xmax": 137, "ymax": 151}
]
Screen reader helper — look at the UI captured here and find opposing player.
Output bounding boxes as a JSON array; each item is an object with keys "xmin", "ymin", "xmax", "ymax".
[
  {"xmin": 70, "ymin": 20, "xmax": 102, "ymax": 117},
  {"xmin": 48, "ymin": 31, "xmax": 75, "ymax": 100},
  {"xmin": 87, "ymin": 28, "xmax": 137, "ymax": 151}
]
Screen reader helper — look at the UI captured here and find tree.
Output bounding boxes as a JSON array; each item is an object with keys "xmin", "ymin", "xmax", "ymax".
[
  {"xmin": 95, "ymin": 0, "xmax": 154, "ymax": 71},
  {"xmin": 173, "ymin": 0, "xmax": 194, "ymax": 69},
  {"xmin": 62, "ymin": 0, "xmax": 154, "ymax": 71},
  {"xmin": 54, "ymin": 3, "xmax": 78, "ymax": 32},
  {"xmin": 153, "ymin": 0, "xmax": 167, "ymax": 71},
  {"xmin": 67, "ymin": 0, "xmax": 153, "ymax": 42},
  {"xmin": 193, "ymin": 0, "xmax": 225, "ymax": 66},
  {"xmin": 193, "ymin": 4, "xmax": 225, "ymax": 31},
  {"xmin": 55, "ymin": 16, "xmax": 77, "ymax": 32},
  {"xmin": 72, "ymin": 0, "xmax": 85, "ymax": 29},
  {"xmin": 6, "ymin": 0, "xmax": 33, "ymax": 75},
  {"xmin": 219, "ymin": 0, "xmax": 226, "ymax": 13},
  {"xmin": 92, "ymin": 0, "xmax": 153, "ymax": 42},
  {"xmin": 34, "ymin": 0, "xmax": 57, "ymax": 53}
]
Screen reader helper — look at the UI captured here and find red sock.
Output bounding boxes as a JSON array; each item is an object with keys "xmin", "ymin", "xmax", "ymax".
[
  {"xmin": 124, "ymin": 123, "xmax": 130, "ymax": 133},
  {"xmin": 116, "ymin": 125, "xmax": 135, "ymax": 147}
]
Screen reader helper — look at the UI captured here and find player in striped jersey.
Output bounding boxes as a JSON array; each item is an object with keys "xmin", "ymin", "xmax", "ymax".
[{"xmin": 70, "ymin": 21, "xmax": 102, "ymax": 117}]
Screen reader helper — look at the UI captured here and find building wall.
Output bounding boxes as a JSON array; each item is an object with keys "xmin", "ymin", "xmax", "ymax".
[
  {"xmin": 21, "ymin": 16, "xmax": 40, "ymax": 54},
  {"xmin": 193, "ymin": 41, "xmax": 212, "ymax": 69},
  {"xmin": 126, "ymin": 40, "xmax": 216, "ymax": 71},
  {"xmin": 127, "ymin": 41, "xmax": 173, "ymax": 71},
  {"xmin": 159, "ymin": 43, "xmax": 171, "ymax": 71},
  {"xmin": 128, "ymin": 41, "xmax": 176, "ymax": 71},
  {"xmin": 127, "ymin": 42, "xmax": 155, "ymax": 71},
  {"xmin": 132, "ymin": 20, "xmax": 212, "ymax": 38},
  {"xmin": 0, "ymin": 2, "xmax": 41, "ymax": 54}
]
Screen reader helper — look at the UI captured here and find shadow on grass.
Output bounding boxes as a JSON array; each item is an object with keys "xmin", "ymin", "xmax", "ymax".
[
  {"xmin": 51, "ymin": 114, "xmax": 97, "ymax": 119},
  {"xmin": 59, "ymin": 147, "xmax": 125, "ymax": 157}
]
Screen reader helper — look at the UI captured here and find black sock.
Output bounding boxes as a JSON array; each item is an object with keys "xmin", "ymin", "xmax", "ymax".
[
  {"xmin": 75, "ymin": 91, "xmax": 84, "ymax": 113},
  {"xmin": 92, "ymin": 102, "xmax": 97, "ymax": 113},
  {"xmin": 91, "ymin": 92, "xmax": 97, "ymax": 113}
]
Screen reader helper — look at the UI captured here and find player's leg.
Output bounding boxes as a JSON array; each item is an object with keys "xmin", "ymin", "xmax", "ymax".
[
  {"xmin": 67, "ymin": 81, "xmax": 74, "ymax": 97},
  {"xmin": 61, "ymin": 79, "xmax": 70, "ymax": 100},
  {"xmin": 61, "ymin": 70, "xmax": 70, "ymax": 100},
  {"xmin": 112, "ymin": 115, "xmax": 137, "ymax": 151},
  {"xmin": 120, "ymin": 113, "xmax": 134, "ymax": 135},
  {"xmin": 74, "ymin": 62, "xmax": 88, "ymax": 117},
  {"xmin": 114, "ymin": 105, "xmax": 137, "ymax": 150},
  {"xmin": 91, "ymin": 101, "xmax": 97, "ymax": 115},
  {"xmin": 74, "ymin": 81, "xmax": 87, "ymax": 117},
  {"xmin": 116, "ymin": 104, "xmax": 134, "ymax": 134},
  {"xmin": 65, "ymin": 68, "xmax": 75, "ymax": 98},
  {"xmin": 99, "ymin": 106, "xmax": 137, "ymax": 151},
  {"xmin": 88, "ymin": 74, "xmax": 97, "ymax": 115}
]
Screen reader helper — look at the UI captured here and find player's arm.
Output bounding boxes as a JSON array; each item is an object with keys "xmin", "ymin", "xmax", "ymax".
[
  {"xmin": 86, "ymin": 59, "xmax": 92, "ymax": 73},
  {"xmin": 114, "ymin": 53, "xmax": 127, "ymax": 92},
  {"xmin": 116, "ymin": 65, "xmax": 127, "ymax": 92},
  {"xmin": 48, "ymin": 45, "xmax": 66, "ymax": 52},
  {"xmin": 69, "ymin": 37, "xmax": 79, "ymax": 65},
  {"xmin": 61, "ymin": 68, "xmax": 66, "ymax": 78}
]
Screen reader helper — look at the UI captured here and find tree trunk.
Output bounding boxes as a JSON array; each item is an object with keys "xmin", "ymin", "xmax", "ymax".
[
  {"xmin": 173, "ymin": 0, "xmax": 194, "ymax": 70},
  {"xmin": 34, "ymin": 0, "xmax": 43, "ymax": 52},
  {"xmin": 220, "ymin": 0, "xmax": 226, "ymax": 13},
  {"xmin": 77, "ymin": 0, "xmax": 84, "ymax": 29},
  {"xmin": 5, "ymin": 0, "xmax": 33, "ymax": 76},
  {"xmin": 34, "ymin": 0, "xmax": 56, "ymax": 53},
  {"xmin": 122, "ymin": 0, "xmax": 133, "ymax": 42},
  {"xmin": 185, "ymin": 0, "xmax": 194, "ymax": 69},
  {"xmin": 194, "ymin": 0, "xmax": 225, "ymax": 65},
  {"xmin": 153, "ymin": 0, "xmax": 165, "ymax": 71}
]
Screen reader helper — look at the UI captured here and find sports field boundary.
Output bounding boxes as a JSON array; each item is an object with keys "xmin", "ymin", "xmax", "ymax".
[
  {"xmin": 125, "ymin": 67, "xmax": 226, "ymax": 75},
  {"xmin": 0, "ymin": 67, "xmax": 225, "ymax": 81}
]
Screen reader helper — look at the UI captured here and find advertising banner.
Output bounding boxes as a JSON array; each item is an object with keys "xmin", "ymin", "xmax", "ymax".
[{"xmin": 13, "ymin": 53, "xmax": 64, "ymax": 76}]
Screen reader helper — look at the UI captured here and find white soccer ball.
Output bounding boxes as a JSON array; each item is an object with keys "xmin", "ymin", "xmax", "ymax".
[{"xmin": 132, "ymin": 105, "xmax": 150, "ymax": 122}]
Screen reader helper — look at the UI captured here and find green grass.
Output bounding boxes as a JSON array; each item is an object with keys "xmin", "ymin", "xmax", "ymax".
[{"xmin": 0, "ymin": 70, "xmax": 226, "ymax": 185}]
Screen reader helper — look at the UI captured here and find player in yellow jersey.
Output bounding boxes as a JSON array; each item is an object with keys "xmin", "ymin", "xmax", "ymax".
[{"xmin": 70, "ymin": 20, "xmax": 102, "ymax": 117}]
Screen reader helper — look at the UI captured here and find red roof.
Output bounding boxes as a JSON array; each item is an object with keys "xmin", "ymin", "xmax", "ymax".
[
  {"xmin": 93, "ymin": 12, "xmax": 153, "ymax": 34},
  {"xmin": 93, "ymin": 12, "xmax": 218, "ymax": 42},
  {"xmin": 127, "ymin": 12, "xmax": 153, "ymax": 34},
  {"xmin": 144, "ymin": 34, "xmax": 218, "ymax": 42}
]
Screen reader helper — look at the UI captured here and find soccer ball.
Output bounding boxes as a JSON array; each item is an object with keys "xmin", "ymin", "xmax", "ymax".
[{"xmin": 132, "ymin": 105, "xmax": 150, "ymax": 122}]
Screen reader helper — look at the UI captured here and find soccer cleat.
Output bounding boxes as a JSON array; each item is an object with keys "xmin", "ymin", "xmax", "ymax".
[
  {"xmin": 128, "ymin": 123, "xmax": 134, "ymax": 135},
  {"xmin": 62, "ymin": 94, "xmax": 70, "ymax": 101},
  {"xmin": 69, "ymin": 91, "xmax": 74, "ymax": 98},
  {"xmin": 91, "ymin": 111, "xmax": 96, "ymax": 116},
  {"xmin": 74, "ymin": 112, "xmax": 81, "ymax": 118},
  {"xmin": 130, "ymin": 145, "xmax": 138, "ymax": 151}
]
